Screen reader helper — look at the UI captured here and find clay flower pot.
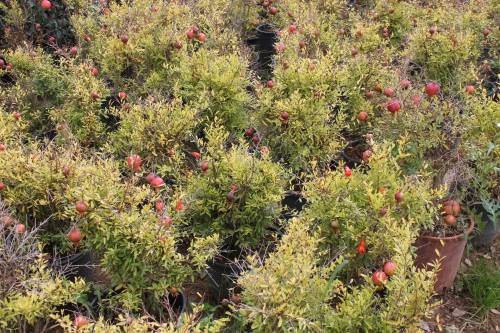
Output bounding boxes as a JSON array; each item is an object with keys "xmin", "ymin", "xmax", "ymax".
[{"xmin": 415, "ymin": 220, "xmax": 474, "ymax": 292}]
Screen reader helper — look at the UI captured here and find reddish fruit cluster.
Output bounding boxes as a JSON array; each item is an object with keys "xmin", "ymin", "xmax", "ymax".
[
  {"xmin": 127, "ymin": 154, "xmax": 143, "ymax": 172},
  {"xmin": 372, "ymin": 261, "xmax": 396, "ymax": 287},
  {"xmin": 442, "ymin": 200, "xmax": 461, "ymax": 225},
  {"xmin": 0, "ymin": 59, "xmax": 12, "ymax": 71},
  {"xmin": 186, "ymin": 27, "xmax": 206, "ymax": 43}
]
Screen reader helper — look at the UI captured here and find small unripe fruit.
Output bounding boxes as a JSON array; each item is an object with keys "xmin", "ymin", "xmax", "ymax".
[
  {"xmin": 276, "ymin": 42, "xmax": 286, "ymax": 52},
  {"xmin": 0, "ymin": 182, "xmax": 5, "ymax": 191},
  {"xmin": 160, "ymin": 216, "xmax": 173, "ymax": 227},
  {"xmin": 1, "ymin": 216, "xmax": 13, "ymax": 226},
  {"xmin": 191, "ymin": 151, "xmax": 201, "ymax": 159},
  {"xmin": 374, "ymin": 84, "xmax": 382, "ymax": 93},
  {"xmin": 227, "ymin": 190, "xmax": 235, "ymax": 203},
  {"xmin": 387, "ymin": 100, "xmax": 401, "ymax": 113},
  {"xmin": 298, "ymin": 40, "xmax": 306, "ymax": 48},
  {"xmin": 15, "ymin": 224, "xmax": 26, "ymax": 234},
  {"xmin": 424, "ymin": 82, "xmax": 440, "ymax": 97},
  {"xmin": 394, "ymin": 191, "xmax": 404, "ymax": 203},
  {"xmin": 174, "ymin": 40, "xmax": 183, "ymax": 49},
  {"xmin": 252, "ymin": 134, "xmax": 261, "ymax": 144},
  {"xmin": 482, "ymin": 27, "xmax": 491, "ymax": 37},
  {"xmin": 75, "ymin": 201, "xmax": 88, "ymax": 215},
  {"xmin": 358, "ymin": 111, "xmax": 368, "ymax": 121},
  {"xmin": 13, "ymin": 112, "xmax": 21, "ymax": 121},
  {"xmin": 90, "ymin": 91, "xmax": 99, "ymax": 100},
  {"xmin": 288, "ymin": 24, "xmax": 297, "ymax": 34},
  {"xmin": 383, "ymin": 261, "xmax": 397, "ymax": 276},
  {"xmin": 330, "ymin": 220, "xmax": 340, "ymax": 233},
  {"xmin": 379, "ymin": 207, "xmax": 387, "ymax": 216},
  {"xmin": 266, "ymin": 80, "xmax": 274, "ymax": 88},
  {"xmin": 365, "ymin": 91, "xmax": 374, "ymax": 99},
  {"xmin": 145, "ymin": 173, "xmax": 156, "ymax": 184},
  {"xmin": 68, "ymin": 228, "xmax": 83, "ymax": 243},
  {"xmin": 444, "ymin": 214, "xmax": 457, "ymax": 225},
  {"xmin": 269, "ymin": 6, "xmax": 278, "ymax": 15},
  {"xmin": 355, "ymin": 30, "xmax": 363, "ymax": 38},
  {"xmin": 62, "ymin": 165, "xmax": 71, "ymax": 177},
  {"xmin": 412, "ymin": 95, "xmax": 422, "ymax": 106},
  {"xmin": 351, "ymin": 47, "xmax": 359, "ymax": 57},
  {"xmin": 90, "ymin": 67, "xmax": 99, "ymax": 76},
  {"xmin": 69, "ymin": 47, "xmax": 78, "ymax": 56},
  {"xmin": 429, "ymin": 26, "xmax": 437, "ymax": 35},
  {"xmin": 0, "ymin": 143, "xmax": 5, "ymax": 152}
]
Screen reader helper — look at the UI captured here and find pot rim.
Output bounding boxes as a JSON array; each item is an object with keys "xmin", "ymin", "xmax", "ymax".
[
  {"xmin": 256, "ymin": 23, "xmax": 277, "ymax": 35},
  {"xmin": 420, "ymin": 219, "xmax": 474, "ymax": 241}
]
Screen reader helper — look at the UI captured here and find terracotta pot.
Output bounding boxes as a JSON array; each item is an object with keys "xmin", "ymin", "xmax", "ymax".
[{"xmin": 415, "ymin": 220, "xmax": 474, "ymax": 292}]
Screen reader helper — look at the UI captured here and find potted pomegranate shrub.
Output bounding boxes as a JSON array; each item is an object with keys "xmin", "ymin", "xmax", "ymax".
[{"xmin": 180, "ymin": 124, "xmax": 285, "ymax": 249}]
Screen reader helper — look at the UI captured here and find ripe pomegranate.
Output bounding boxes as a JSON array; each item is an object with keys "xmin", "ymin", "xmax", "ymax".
[
  {"xmin": 482, "ymin": 27, "xmax": 491, "ymax": 37},
  {"xmin": 90, "ymin": 67, "xmax": 99, "ymax": 76},
  {"xmin": 0, "ymin": 143, "xmax": 5, "ymax": 151},
  {"xmin": 298, "ymin": 40, "xmax": 306, "ymax": 48},
  {"xmin": 74, "ymin": 315, "xmax": 89, "ymax": 328},
  {"xmin": 358, "ymin": 111, "xmax": 368, "ymax": 121},
  {"xmin": 252, "ymin": 134, "xmax": 261, "ymax": 144},
  {"xmin": 288, "ymin": 24, "xmax": 297, "ymax": 34},
  {"xmin": 362, "ymin": 150, "xmax": 372, "ymax": 162},
  {"xmin": 386, "ymin": 99, "xmax": 401, "ymax": 113},
  {"xmin": 266, "ymin": 80, "xmax": 274, "ymax": 88},
  {"xmin": 68, "ymin": 228, "xmax": 83, "ymax": 243},
  {"xmin": 127, "ymin": 154, "xmax": 142, "ymax": 172},
  {"xmin": 191, "ymin": 151, "xmax": 201, "ymax": 159},
  {"xmin": 120, "ymin": 34, "xmax": 129, "ymax": 44},
  {"xmin": 155, "ymin": 200, "xmax": 165, "ymax": 212},
  {"xmin": 0, "ymin": 182, "xmax": 5, "ymax": 191},
  {"xmin": 394, "ymin": 191, "xmax": 404, "ymax": 203},
  {"xmin": 118, "ymin": 91, "xmax": 127, "ymax": 100},
  {"xmin": 200, "ymin": 161, "xmax": 209, "ymax": 172},
  {"xmin": 365, "ymin": 91, "xmax": 374, "ymax": 99},
  {"xmin": 269, "ymin": 6, "xmax": 278, "ymax": 15},
  {"xmin": 145, "ymin": 173, "xmax": 156, "ymax": 184},
  {"xmin": 75, "ymin": 201, "xmax": 88, "ymax": 215},
  {"xmin": 444, "ymin": 214, "xmax": 457, "ymax": 226},
  {"xmin": 279, "ymin": 111, "xmax": 289, "ymax": 122},
  {"xmin": 244, "ymin": 128, "xmax": 255, "ymax": 137},
  {"xmin": 399, "ymin": 79, "xmax": 411, "ymax": 89},
  {"xmin": 372, "ymin": 271, "xmax": 388, "ymax": 286},
  {"xmin": 465, "ymin": 85, "xmax": 475, "ymax": 94},
  {"xmin": 13, "ymin": 112, "xmax": 21, "ymax": 121},
  {"xmin": 424, "ymin": 82, "xmax": 440, "ymax": 97},
  {"xmin": 383, "ymin": 87, "xmax": 395, "ymax": 97},
  {"xmin": 15, "ymin": 224, "xmax": 26, "ymax": 234},
  {"xmin": 344, "ymin": 166, "xmax": 352, "ymax": 177},
  {"xmin": 197, "ymin": 32, "xmax": 206, "ymax": 43},
  {"xmin": 41, "ymin": 0, "xmax": 52, "ymax": 10},
  {"xmin": 151, "ymin": 176, "xmax": 165, "ymax": 189},
  {"xmin": 175, "ymin": 199, "xmax": 184, "ymax": 211},
  {"xmin": 186, "ymin": 29, "xmax": 195, "ymax": 40},
  {"xmin": 383, "ymin": 261, "xmax": 397, "ymax": 276},
  {"xmin": 69, "ymin": 47, "xmax": 78, "ymax": 56}
]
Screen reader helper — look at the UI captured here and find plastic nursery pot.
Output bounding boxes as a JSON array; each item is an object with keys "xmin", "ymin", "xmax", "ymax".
[
  {"xmin": 166, "ymin": 291, "xmax": 187, "ymax": 316},
  {"xmin": 281, "ymin": 190, "xmax": 306, "ymax": 220},
  {"xmin": 341, "ymin": 138, "xmax": 368, "ymax": 169},
  {"xmin": 472, "ymin": 203, "xmax": 500, "ymax": 249},
  {"xmin": 246, "ymin": 23, "xmax": 277, "ymax": 78},
  {"xmin": 414, "ymin": 220, "xmax": 475, "ymax": 292}
]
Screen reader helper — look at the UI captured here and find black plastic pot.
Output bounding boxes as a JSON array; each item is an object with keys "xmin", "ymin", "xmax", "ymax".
[
  {"xmin": 341, "ymin": 139, "xmax": 368, "ymax": 169},
  {"xmin": 166, "ymin": 291, "xmax": 187, "ymax": 316},
  {"xmin": 246, "ymin": 24, "xmax": 278, "ymax": 79},
  {"xmin": 206, "ymin": 259, "xmax": 241, "ymax": 303},
  {"xmin": 472, "ymin": 201, "xmax": 499, "ymax": 248},
  {"xmin": 282, "ymin": 190, "xmax": 306, "ymax": 220}
]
